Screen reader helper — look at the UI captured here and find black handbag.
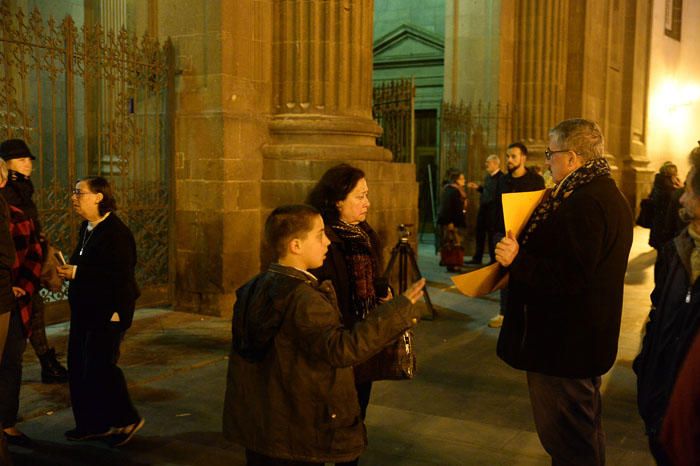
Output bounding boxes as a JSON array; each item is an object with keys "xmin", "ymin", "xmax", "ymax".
[{"xmin": 354, "ymin": 330, "xmax": 416, "ymax": 383}]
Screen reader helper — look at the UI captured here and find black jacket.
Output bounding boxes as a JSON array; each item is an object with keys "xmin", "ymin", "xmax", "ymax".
[
  {"xmin": 477, "ymin": 171, "xmax": 503, "ymax": 206},
  {"xmin": 224, "ymin": 264, "xmax": 420, "ymax": 462},
  {"xmin": 437, "ymin": 185, "xmax": 467, "ymax": 227},
  {"xmin": 495, "ymin": 168, "xmax": 545, "ymax": 233},
  {"xmin": 1, "ymin": 170, "xmax": 41, "ymax": 237},
  {"xmin": 634, "ymin": 229, "xmax": 700, "ymax": 435},
  {"xmin": 68, "ymin": 213, "xmax": 139, "ymax": 330},
  {"xmin": 497, "ymin": 176, "xmax": 633, "ymax": 377},
  {"xmin": 649, "ymin": 173, "xmax": 677, "ymax": 249}
]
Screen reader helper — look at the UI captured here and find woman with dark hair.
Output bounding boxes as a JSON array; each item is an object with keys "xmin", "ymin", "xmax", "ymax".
[
  {"xmin": 56, "ymin": 176, "xmax": 143, "ymax": 447},
  {"xmin": 437, "ymin": 168, "xmax": 467, "ymax": 272},
  {"xmin": 307, "ymin": 164, "xmax": 391, "ymax": 466}
]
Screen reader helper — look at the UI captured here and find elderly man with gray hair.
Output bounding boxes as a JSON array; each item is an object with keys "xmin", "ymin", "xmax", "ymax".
[
  {"xmin": 466, "ymin": 154, "xmax": 502, "ymax": 265},
  {"xmin": 494, "ymin": 118, "xmax": 633, "ymax": 465}
]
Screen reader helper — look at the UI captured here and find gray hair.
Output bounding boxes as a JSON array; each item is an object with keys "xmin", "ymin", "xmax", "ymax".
[
  {"xmin": 0, "ymin": 159, "xmax": 7, "ymax": 184},
  {"xmin": 486, "ymin": 154, "xmax": 500, "ymax": 164},
  {"xmin": 548, "ymin": 118, "xmax": 604, "ymax": 160}
]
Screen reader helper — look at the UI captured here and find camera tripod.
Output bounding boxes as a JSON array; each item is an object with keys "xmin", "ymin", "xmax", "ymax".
[{"xmin": 383, "ymin": 226, "xmax": 436, "ymax": 320}]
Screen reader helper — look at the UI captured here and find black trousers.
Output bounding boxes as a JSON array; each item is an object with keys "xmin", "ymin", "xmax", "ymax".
[
  {"xmin": 68, "ymin": 324, "xmax": 139, "ymax": 433},
  {"xmin": 0, "ymin": 310, "xmax": 26, "ymax": 429},
  {"xmin": 527, "ymin": 372, "xmax": 605, "ymax": 466},
  {"xmin": 473, "ymin": 204, "xmax": 496, "ymax": 262}
]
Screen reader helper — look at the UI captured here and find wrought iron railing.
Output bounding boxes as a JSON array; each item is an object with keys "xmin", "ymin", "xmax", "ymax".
[
  {"xmin": 372, "ymin": 78, "xmax": 415, "ymax": 163},
  {"xmin": 0, "ymin": 1, "xmax": 173, "ymax": 303}
]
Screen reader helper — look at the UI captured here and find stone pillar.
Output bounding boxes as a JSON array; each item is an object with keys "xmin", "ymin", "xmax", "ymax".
[
  {"xmin": 510, "ymin": 0, "xmax": 569, "ymax": 154},
  {"xmin": 157, "ymin": 0, "xmax": 417, "ymax": 316},
  {"xmin": 261, "ymin": 0, "xmax": 417, "ymax": 266},
  {"xmin": 611, "ymin": 0, "xmax": 654, "ymax": 211},
  {"xmin": 264, "ymin": 0, "xmax": 390, "ymax": 161},
  {"xmin": 158, "ymin": 0, "xmax": 271, "ymax": 316}
]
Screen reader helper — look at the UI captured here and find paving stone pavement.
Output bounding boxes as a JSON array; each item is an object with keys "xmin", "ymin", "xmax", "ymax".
[{"xmin": 7, "ymin": 228, "xmax": 658, "ymax": 465}]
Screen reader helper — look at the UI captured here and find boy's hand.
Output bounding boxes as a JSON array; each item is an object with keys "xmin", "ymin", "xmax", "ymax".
[{"xmin": 402, "ymin": 278, "xmax": 426, "ymax": 305}]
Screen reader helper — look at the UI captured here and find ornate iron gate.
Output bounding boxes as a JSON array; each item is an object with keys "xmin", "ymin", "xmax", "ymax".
[
  {"xmin": 372, "ymin": 78, "xmax": 415, "ymax": 163},
  {"xmin": 438, "ymin": 100, "xmax": 515, "ymax": 252},
  {"xmin": 0, "ymin": 2, "xmax": 174, "ymax": 304}
]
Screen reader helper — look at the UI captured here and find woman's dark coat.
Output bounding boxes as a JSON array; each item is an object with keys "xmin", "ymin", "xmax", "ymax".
[
  {"xmin": 497, "ymin": 176, "xmax": 633, "ymax": 378},
  {"xmin": 634, "ymin": 228, "xmax": 700, "ymax": 435},
  {"xmin": 68, "ymin": 213, "xmax": 139, "ymax": 330},
  {"xmin": 649, "ymin": 172, "xmax": 677, "ymax": 249},
  {"xmin": 437, "ymin": 185, "xmax": 467, "ymax": 228}
]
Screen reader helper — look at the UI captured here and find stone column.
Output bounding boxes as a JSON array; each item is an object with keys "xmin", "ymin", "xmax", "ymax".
[
  {"xmin": 261, "ymin": 0, "xmax": 417, "ymax": 271},
  {"xmin": 158, "ymin": 0, "xmax": 271, "ymax": 315},
  {"xmin": 510, "ymin": 0, "xmax": 569, "ymax": 152},
  {"xmin": 264, "ymin": 0, "xmax": 390, "ymax": 161},
  {"xmin": 612, "ymin": 0, "xmax": 654, "ymax": 211}
]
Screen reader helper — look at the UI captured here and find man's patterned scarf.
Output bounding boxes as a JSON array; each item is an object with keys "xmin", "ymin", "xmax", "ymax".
[{"xmin": 520, "ymin": 157, "xmax": 611, "ymax": 245}]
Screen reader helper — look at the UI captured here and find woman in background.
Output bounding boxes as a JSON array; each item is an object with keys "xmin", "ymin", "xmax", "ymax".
[
  {"xmin": 57, "ymin": 176, "xmax": 143, "ymax": 447},
  {"xmin": 437, "ymin": 168, "xmax": 467, "ymax": 272}
]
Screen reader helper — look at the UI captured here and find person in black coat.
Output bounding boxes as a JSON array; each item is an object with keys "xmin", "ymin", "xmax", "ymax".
[
  {"xmin": 0, "ymin": 138, "xmax": 68, "ymax": 384},
  {"xmin": 437, "ymin": 169, "xmax": 467, "ymax": 272},
  {"xmin": 56, "ymin": 176, "xmax": 143, "ymax": 447},
  {"xmin": 494, "ymin": 119, "xmax": 633, "ymax": 465},
  {"xmin": 649, "ymin": 162, "xmax": 683, "ymax": 249},
  {"xmin": 466, "ymin": 155, "xmax": 503, "ymax": 264},
  {"xmin": 634, "ymin": 144, "xmax": 700, "ymax": 465}
]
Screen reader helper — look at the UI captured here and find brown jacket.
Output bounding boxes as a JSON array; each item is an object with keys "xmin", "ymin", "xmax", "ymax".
[{"xmin": 223, "ymin": 264, "xmax": 420, "ymax": 463}]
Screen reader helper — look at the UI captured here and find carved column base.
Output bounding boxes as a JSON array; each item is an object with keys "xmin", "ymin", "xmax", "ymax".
[{"xmin": 263, "ymin": 114, "xmax": 391, "ymax": 161}]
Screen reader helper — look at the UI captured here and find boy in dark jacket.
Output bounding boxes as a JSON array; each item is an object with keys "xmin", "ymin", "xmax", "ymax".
[{"xmin": 223, "ymin": 205, "xmax": 424, "ymax": 465}]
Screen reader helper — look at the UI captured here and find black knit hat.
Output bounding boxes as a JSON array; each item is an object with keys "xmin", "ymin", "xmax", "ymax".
[{"xmin": 0, "ymin": 139, "xmax": 36, "ymax": 161}]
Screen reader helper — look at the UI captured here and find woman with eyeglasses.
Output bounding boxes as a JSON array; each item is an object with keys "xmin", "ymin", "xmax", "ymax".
[{"xmin": 56, "ymin": 176, "xmax": 143, "ymax": 447}]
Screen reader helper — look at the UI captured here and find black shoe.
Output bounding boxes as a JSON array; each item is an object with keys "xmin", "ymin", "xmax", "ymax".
[
  {"xmin": 64, "ymin": 428, "xmax": 110, "ymax": 441},
  {"xmin": 4, "ymin": 430, "xmax": 32, "ymax": 448},
  {"xmin": 107, "ymin": 418, "xmax": 145, "ymax": 447},
  {"xmin": 39, "ymin": 348, "xmax": 68, "ymax": 384}
]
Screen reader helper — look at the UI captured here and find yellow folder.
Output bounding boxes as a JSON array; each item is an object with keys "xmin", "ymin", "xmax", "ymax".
[{"xmin": 451, "ymin": 189, "xmax": 547, "ymax": 297}]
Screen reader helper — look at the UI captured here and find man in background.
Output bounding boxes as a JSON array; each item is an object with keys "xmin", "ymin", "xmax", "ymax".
[
  {"xmin": 488, "ymin": 142, "xmax": 545, "ymax": 328},
  {"xmin": 466, "ymin": 154, "xmax": 502, "ymax": 265}
]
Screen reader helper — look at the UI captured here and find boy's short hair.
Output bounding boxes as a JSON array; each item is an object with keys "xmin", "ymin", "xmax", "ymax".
[{"xmin": 265, "ymin": 204, "xmax": 321, "ymax": 260}]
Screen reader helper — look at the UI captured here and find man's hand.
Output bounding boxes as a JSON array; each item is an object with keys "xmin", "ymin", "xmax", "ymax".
[
  {"xmin": 11, "ymin": 287, "xmax": 26, "ymax": 298},
  {"xmin": 467, "ymin": 182, "xmax": 479, "ymax": 190},
  {"xmin": 495, "ymin": 230, "xmax": 519, "ymax": 267},
  {"xmin": 402, "ymin": 278, "xmax": 426, "ymax": 305}
]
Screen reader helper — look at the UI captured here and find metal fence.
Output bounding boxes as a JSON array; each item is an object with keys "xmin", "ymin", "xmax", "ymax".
[
  {"xmin": 0, "ymin": 1, "xmax": 174, "ymax": 303},
  {"xmin": 372, "ymin": 78, "xmax": 415, "ymax": 163}
]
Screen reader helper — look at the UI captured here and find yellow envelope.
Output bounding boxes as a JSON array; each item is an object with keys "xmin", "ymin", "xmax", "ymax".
[{"xmin": 451, "ymin": 189, "xmax": 547, "ymax": 297}]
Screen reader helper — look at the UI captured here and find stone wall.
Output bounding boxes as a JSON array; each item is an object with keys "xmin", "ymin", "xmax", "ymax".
[{"xmin": 157, "ymin": 0, "xmax": 419, "ymax": 316}]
